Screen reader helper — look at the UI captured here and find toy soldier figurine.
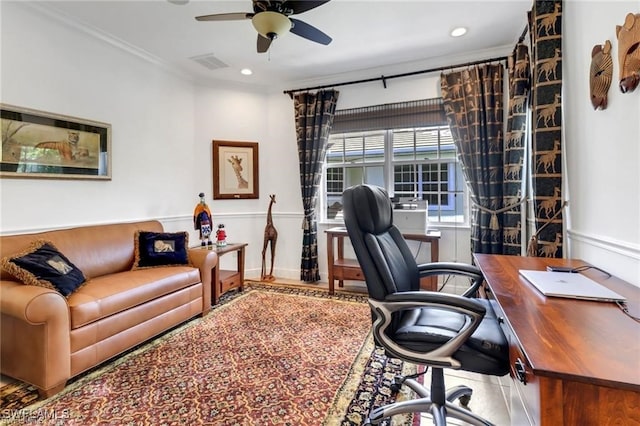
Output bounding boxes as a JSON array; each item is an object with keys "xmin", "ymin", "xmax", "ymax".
[
  {"xmin": 193, "ymin": 192, "xmax": 213, "ymax": 246},
  {"xmin": 216, "ymin": 224, "xmax": 227, "ymax": 247}
]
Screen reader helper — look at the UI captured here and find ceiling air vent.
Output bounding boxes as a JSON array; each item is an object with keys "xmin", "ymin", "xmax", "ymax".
[{"xmin": 190, "ymin": 53, "xmax": 229, "ymax": 71}]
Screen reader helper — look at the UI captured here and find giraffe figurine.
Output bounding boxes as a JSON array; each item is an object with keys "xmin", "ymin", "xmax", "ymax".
[
  {"xmin": 261, "ymin": 194, "xmax": 278, "ymax": 282},
  {"xmin": 228, "ymin": 155, "xmax": 249, "ymax": 189}
]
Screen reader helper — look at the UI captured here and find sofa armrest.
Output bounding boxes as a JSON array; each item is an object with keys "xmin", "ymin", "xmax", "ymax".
[
  {"xmin": 188, "ymin": 249, "xmax": 218, "ymax": 315},
  {"xmin": 0, "ymin": 280, "xmax": 71, "ymax": 396}
]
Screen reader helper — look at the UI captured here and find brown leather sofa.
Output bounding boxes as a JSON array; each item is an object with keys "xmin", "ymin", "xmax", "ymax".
[{"xmin": 0, "ymin": 220, "xmax": 217, "ymax": 398}]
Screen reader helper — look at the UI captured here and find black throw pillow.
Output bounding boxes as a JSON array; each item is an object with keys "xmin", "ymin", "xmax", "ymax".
[
  {"xmin": 1, "ymin": 240, "xmax": 87, "ymax": 297},
  {"xmin": 132, "ymin": 231, "xmax": 190, "ymax": 269}
]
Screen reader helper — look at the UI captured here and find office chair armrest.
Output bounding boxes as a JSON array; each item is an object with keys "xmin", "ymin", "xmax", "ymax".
[
  {"xmin": 384, "ymin": 291, "xmax": 486, "ymax": 316},
  {"xmin": 417, "ymin": 262, "xmax": 484, "ymax": 297},
  {"xmin": 369, "ymin": 292, "xmax": 486, "ymax": 368}
]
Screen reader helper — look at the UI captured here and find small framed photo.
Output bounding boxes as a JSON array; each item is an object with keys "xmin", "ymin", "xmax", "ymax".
[
  {"xmin": 212, "ymin": 140, "xmax": 259, "ymax": 199},
  {"xmin": 1, "ymin": 104, "xmax": 111, "ymax": 180}
]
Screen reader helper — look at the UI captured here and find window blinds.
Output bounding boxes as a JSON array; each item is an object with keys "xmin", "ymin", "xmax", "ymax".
[{"xmin": 332, "ymin": 98, "xmax": 447, "ymax": 133}]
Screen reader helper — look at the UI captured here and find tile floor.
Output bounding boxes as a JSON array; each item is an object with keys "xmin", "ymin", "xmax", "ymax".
[{"xmin": 418, "ymin": 369, "xmax": 510, "ymax": 425}]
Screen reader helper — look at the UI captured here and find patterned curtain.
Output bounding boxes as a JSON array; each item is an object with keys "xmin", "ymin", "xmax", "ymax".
[
  {"xmin": 294, "ymin": 90, "xmax": 339, "ymax": 282},
  {"xmin": 503, "ymin": 43, "xmax": 531, "ymax": 255},
  {"xmin": 528, "ymin": 0, "xmax": 564, "ymax": 258},
  {"xmin": 441, "ymin": 64, "xmax": 505, "ymax": 254}
]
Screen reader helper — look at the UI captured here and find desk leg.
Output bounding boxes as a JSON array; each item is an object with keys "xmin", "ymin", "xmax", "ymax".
[
  {"xmin": 238, "ymin": 246, "xmax": 245, "ymax": 292},
  {"xmin": 212, "ymin": 264, "xmax": 220, "ymax": 305},
  {"xmin": 419, "ymin": 239, "xmax": 440, "ymax": 291},
  {"xmin": 327, "ymin": 234, "xmax": 335, "ymax": 295},
  {"xmin": 429, "ymin": 239, "xmax": 439, "ymax": 290},
  {"xmin": 337, "ymin": 236, "xmax": 345, "ymax": 288}
]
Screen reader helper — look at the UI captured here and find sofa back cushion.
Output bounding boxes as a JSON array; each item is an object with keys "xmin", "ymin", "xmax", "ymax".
[{"xmin": 1, "ymin": 220, "xmax": 163, "ymax": 280}]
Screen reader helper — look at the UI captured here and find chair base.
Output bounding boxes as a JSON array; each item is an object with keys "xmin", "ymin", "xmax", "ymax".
[{"xmin": 365, "ymin": 374, "xmax": 496, "ymax": 426}]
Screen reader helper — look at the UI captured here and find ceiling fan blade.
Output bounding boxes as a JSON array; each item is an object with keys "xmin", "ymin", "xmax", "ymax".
[
  {"xmin": 285, "ymin": 1, "xmax": 331, "ymax": 15},
  {"xmin": 289, "ymin": 18, "xmax": 332, "ymax": 45},
  {"xmin": 195, "ymin": 12, "xmax": 253, "ymax": 22},
  {"xmin": 257, "ymin": 34, "xmax": 272, "ymax": 53}
]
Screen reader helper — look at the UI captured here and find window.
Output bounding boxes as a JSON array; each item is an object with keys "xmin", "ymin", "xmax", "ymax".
[{"xmin": 321, "ymin": 99, "xmax": 468, "ymax": 225}]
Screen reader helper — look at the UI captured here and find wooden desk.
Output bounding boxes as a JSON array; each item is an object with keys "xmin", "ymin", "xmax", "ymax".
[
  {"xmin": 193, "ymin": 243, "xmax": 247, "ymax": 305},
  {"xmin": 325, "ymin": 227, "xmax": 441, "ymax": 294},
  {"xmin": 474, "ymin": 254, "xmax": 640, "ymax": 425}
]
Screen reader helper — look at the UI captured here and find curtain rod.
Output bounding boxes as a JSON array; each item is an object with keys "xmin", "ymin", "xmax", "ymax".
[
  {"xmin": 518, "ymin": 25, "xmax": 529, "ymax": 43},
  {"xmin": 283, "ymin": 55, "xmax": 508, "ymax": 98}
]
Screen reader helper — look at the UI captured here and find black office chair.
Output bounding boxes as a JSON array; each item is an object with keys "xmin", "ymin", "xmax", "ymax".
[{"xmin": 342, "ymin": 184, "xmax": 510, "ymax": 426}]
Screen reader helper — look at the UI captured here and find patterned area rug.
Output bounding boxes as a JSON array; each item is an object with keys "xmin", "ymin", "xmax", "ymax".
[{"xmin": 1, "ymin": 284, "xmax": 415, "ymax": 425}]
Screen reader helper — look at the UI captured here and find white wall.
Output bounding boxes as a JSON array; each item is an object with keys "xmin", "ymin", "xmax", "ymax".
[
  {"xmin": 563, "ymin": 1, "xmax": 640, "ymax": 285},
  {"xmin": 192, "ymin": 86, "xmax": 305, "ymax": 276},
  {"xmin": 0, "ymin": 2, "xmax": 196, "ymax": 232},
  {"xmin": 2, "ymin": 1, "xmax": 638, "ymax": 286}
]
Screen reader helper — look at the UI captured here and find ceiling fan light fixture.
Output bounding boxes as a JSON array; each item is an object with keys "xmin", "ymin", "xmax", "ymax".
[{"xmin": 252, "ymin": 11, "xmax": 291, "ymax": 39}]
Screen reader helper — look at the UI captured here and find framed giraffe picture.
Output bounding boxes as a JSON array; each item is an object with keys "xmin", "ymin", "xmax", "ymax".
[
  {"xmin": 1, "ymin": 104, "xmax": 111, "ymax": 180},
  {"xmin": 212, "ymin": 140, "xmax": 259, "ymax": 199}
]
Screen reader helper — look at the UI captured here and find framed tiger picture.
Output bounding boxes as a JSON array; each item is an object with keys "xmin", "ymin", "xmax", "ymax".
[{"xmin": 1, "ymin": 104, "xmax": 111, "ymax": 180}]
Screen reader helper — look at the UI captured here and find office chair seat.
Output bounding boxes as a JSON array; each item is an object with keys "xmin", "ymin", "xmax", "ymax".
[
  {"xmin": 342, "ymin": 184, "xmax": 510, "ymax": 426},
  {"xmin": 394, "ymin": 306, "xmax": 509, "ymax": 376}
]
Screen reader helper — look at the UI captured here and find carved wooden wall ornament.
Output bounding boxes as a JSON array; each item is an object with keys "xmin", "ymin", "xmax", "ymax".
[
  {"xmin": 616, "ymin": 12, "xmax": 640, "ymax": 93},
  {"xmin": 590, "ymin": 40, "xmax": 613, "ymax": 110}
]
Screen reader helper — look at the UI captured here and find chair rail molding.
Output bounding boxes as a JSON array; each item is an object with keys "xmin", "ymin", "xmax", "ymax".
[{"xmin": 567, "ymin": 228, "xmax": 640, "ymax": 260}]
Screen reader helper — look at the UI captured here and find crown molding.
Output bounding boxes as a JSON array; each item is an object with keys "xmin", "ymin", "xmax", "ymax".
[{"xmin": 23, "ymin": 2, "xmax": 195, "ymax": 84}]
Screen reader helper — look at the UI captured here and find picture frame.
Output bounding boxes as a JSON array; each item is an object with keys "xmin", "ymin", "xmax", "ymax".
[
  {"xmin": 212, "ymin": 140, "xmax": 259, "ymax": 199},
  {"xmin": 1, "ymin": 104, "xmax": 111, "ymax": 180}
]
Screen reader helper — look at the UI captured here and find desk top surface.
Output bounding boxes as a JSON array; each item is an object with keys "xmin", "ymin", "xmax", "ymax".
[{"xmin": 475, "ymin": 254, "xmax": 640, "ymax": 391}]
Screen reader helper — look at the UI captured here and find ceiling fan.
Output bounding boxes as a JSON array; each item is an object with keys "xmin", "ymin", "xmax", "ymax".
[{"xmin": 195, "ymin": 0, "xmax": 332, "ymax": 53}]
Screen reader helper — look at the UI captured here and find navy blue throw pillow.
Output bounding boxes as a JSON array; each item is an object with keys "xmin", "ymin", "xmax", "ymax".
[
  {"xmin": 133, "ymin": 231, "xmax": 190, "ymax": 269},
  {"xmin": 0, "ymin": 240, "xmax": 87, "ymax": 297}
]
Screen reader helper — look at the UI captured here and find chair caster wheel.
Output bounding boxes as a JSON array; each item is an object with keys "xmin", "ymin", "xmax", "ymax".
[
  {"xmin": 390, "ymin": 376, "xmax": 404, "ymax": 393},
  {"xmin": 459, "ymin": 394, "xmax": 471, "ymax": 407}
]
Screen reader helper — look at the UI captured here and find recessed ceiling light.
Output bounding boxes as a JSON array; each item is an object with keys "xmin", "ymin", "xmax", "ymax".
[
  {"xmin": 241, "ymin": 68, "xmax": 253, "ymax": 76},
  {"xmin": 450, "ymin": 27, "xmax": 467, "ymax": 37}
]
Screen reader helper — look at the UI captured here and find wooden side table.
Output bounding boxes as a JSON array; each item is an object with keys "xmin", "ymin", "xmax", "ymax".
[
  {"xmin": 325, "ymin": 227, "xmax": 441, "ymax": 294},
  {"xmin": 193, "ymin": 242, "xmax": 247, "ymax": 304}
]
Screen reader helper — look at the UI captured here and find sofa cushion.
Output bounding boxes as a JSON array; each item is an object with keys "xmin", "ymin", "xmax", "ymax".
[
  {"xmin": 1, "ymin": 240, "xmax": 87, "ymax": 297},
  {"xmin": 67, "ymin": 266, "xmax": 200, "ymax": 329},
  {"xmin": 133, "ymin": 231, "xmax": 190, "ymax": 270}
]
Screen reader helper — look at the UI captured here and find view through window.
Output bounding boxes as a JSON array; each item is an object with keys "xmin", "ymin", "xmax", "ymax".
[{"xmin": 323, "ymin": 125, "xmax": 467, "ymax": 224}]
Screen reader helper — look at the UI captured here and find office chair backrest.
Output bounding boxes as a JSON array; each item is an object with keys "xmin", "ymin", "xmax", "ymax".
[{"xmin": 343, "ymin": 184, "xmax": 420, "ymax": 301}]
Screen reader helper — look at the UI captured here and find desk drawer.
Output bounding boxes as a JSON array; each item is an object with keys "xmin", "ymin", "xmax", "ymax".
[
  {"xmin": 219, "ymin": 270, "xmax": 241, "ymax": 294},
  {"xmin": 484, "ymin": 286, "xmax": 539, "ymax": 425},
  {"xmin": 508, "ymin": 335, "xmax": 539, "ymax": 425},
  {"xmin": 334, "ymin": 262, "xmax": 365, "ymax": 281}
]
